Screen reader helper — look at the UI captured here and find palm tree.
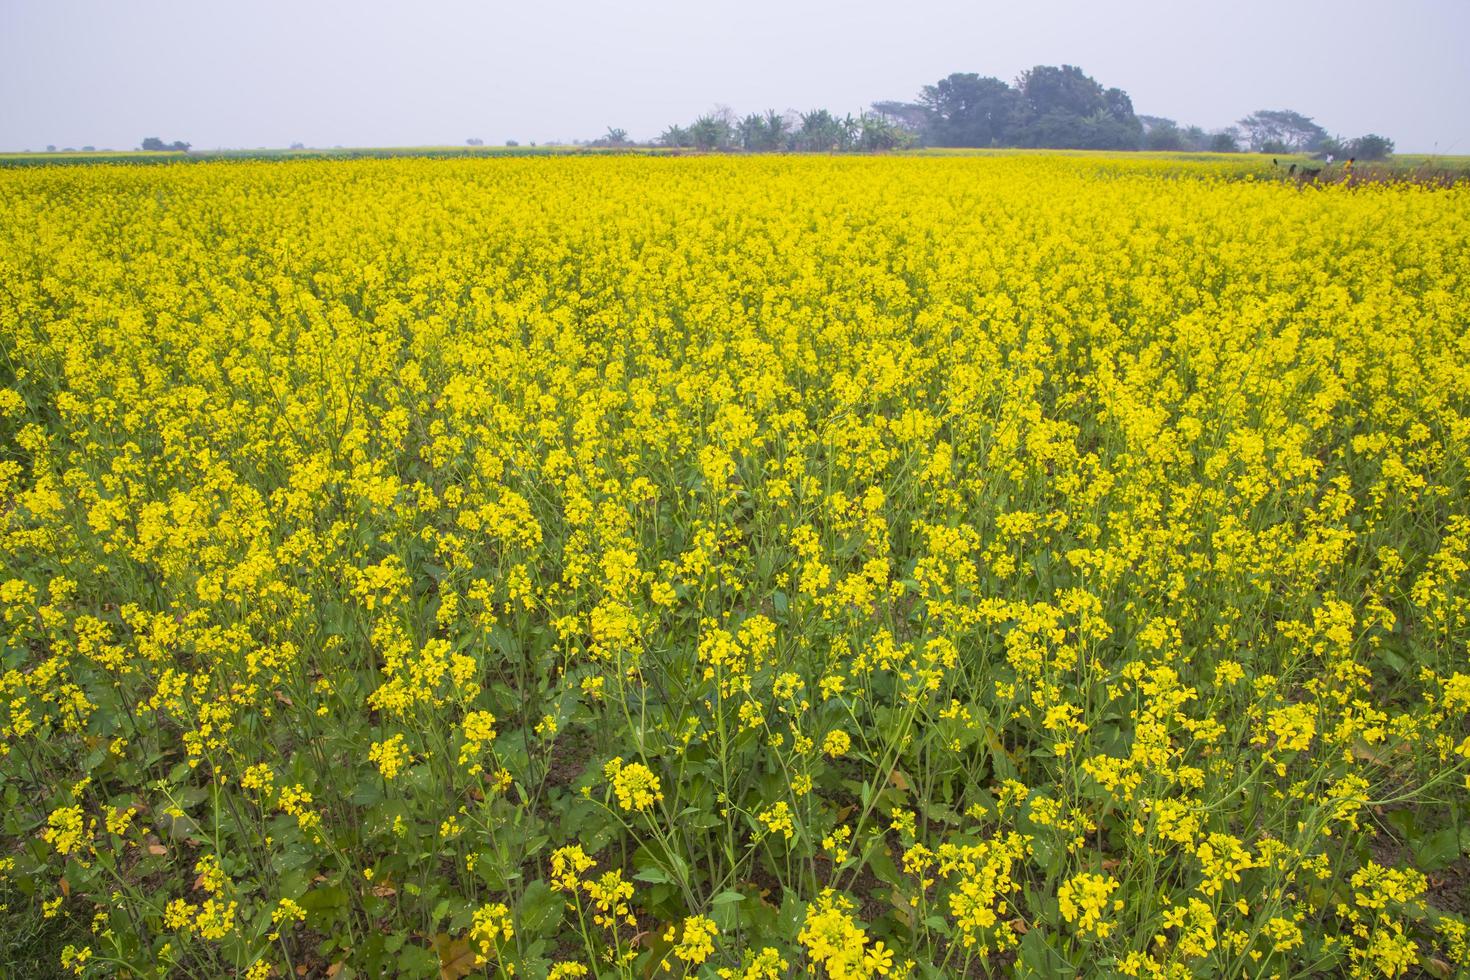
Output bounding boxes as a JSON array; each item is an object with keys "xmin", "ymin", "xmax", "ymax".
[
  {"xmin": 689, "ymin": 115, "xmax": 731, "ymax": 152},
  {"xmin": 796, "ymin": 110, "xmax": 842, "ymax": 152},
  {"xmin": 762, "ymin": 110, "xmax": 790, "ymax": 151}
]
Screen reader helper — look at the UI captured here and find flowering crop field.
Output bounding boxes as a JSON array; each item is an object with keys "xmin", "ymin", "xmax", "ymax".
[{"xmin": 1, "ymin": 154, "xmax": 1468, "ymax": 979}]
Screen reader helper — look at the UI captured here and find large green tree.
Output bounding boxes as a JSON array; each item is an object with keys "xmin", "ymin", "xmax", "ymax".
[
  {"xmin": 1236, "ymin": 110, "xmax": 1329, "ymax": 153},
  {"xmin": 917, "ymin": 73, "xmax": 1018, "ymax": 147},
  {"xmin": 1013, "ymin": 65, "xmax": 1142, "ymax": 150}
]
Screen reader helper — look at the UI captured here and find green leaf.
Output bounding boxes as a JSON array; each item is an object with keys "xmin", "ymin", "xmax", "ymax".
[
  {"xmin": 634, "ymin": 866, "xmax": 669, "ymax": 885},
  {"xmin": 867, "ymin": 846, "xmax": 903, "ymax": 888},
  {"xmin": 778, "ymin": 889, "xmax": 804, "ymax": 934},
  {"xmin": 1016, "ymin": 926, "xmax": 1074, "ymax": 977},
  {"xmin": 1412, "ymin": 827, "xmax": 1463, "ymax": 871},
  {"xmin": 519, "ymin": 880, "xmax": 563, "ymax": 938},
  {"xmin": 710, "ymin": 890, "xmax": 745, "ymax": 906},
  {"xmin": 300, "ymin": 884, "xmax": 347, "ymax": 917},
  {"xmin": 395, "ymin": 944, "xmax": 438, "ymax": 976},
  {"xmin": 1028, "ymin": 833, "xmax": 1061, "ymax": 876}
]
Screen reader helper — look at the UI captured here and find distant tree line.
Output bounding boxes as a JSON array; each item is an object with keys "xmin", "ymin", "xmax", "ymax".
[
  {"xmin": 76, "ymin": 96, "xmax": 1396, "ymax": 160},
  {"xmin": 626, "ymin": 65, "xmax": 1395, "ymax": 158},
  {"xmin": 1232, "ymin": 110, "xmax": 1393, "ymax": 159},
  {"xmin": 140, "ymin": 137, "xmax": 191, "ymax": 152},
  {"xmin": 646, "ymin": 108, "xmax": 911, "ymax": 153}
]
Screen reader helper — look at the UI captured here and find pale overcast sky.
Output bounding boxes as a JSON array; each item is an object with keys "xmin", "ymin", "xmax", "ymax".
[{"xmin": 2, "ymin": 0, "xmax": 1466, "ymax": 153}]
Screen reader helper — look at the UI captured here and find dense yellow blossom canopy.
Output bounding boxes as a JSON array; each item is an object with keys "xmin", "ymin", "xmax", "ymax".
[{"xmin": 1, "ymin": 153, "xmax": 1468, "ymax": 978}]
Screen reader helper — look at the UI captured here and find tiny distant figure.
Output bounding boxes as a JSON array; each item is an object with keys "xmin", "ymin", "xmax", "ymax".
[
  {"xmin": 1272, "ymin": 158, "xmax": 1279, "ymax": 166},
  {"xmin": 1288, "ymin": 163, "xmax": 1297, "ymax": 175}
]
